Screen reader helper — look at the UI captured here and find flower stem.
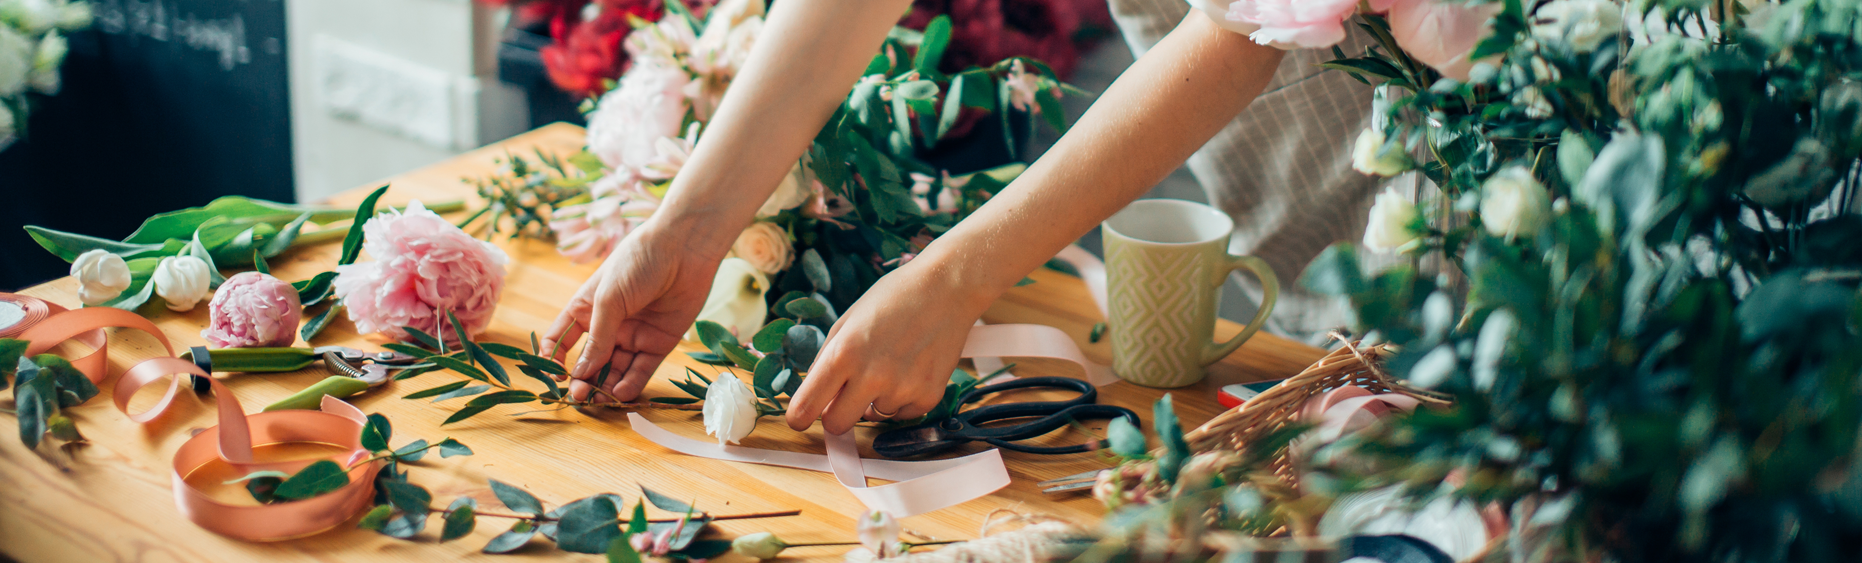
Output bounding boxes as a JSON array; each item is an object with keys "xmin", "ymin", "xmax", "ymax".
[
  {"xmin": 425, "ymin": 508, "xmax": 802, "ymax": 524},
  {"xmin": 290, "ymin": 200, "xmax": 470, "ymax": 247}
]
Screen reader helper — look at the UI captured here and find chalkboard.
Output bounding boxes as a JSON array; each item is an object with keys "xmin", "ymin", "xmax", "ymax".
[{"xmin": 0, "ymin": 0, "xmax": 291, "ymax": 290}]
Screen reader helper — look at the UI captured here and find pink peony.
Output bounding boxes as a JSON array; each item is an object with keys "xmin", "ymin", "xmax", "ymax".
[
  {"xmin": 333, "ymin": 201, "xmax": 510, "ymax": 343},
  {"xmin": 1385, "ymin": 0, "xmax": 1500, "ymax": 81},
  {"xmin": 1226, "ymin": 0, "xmax": 1361, "ymax": 48},
  {"xmin": 202, "ymin": 272, "xmax": 303, "ymax": 348}
]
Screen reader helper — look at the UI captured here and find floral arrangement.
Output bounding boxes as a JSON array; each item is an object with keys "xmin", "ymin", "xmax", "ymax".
[
  {"xmin": 460, "ymin": 0, "xmax": 1081, "ymax": 326},
  {"xmin": 1045, "ymin": 0, "xmax": 1862, "ymax": 561},
  {"xmin": 481, "ymin": 0, "xmax": 1107, "ymax": 99},
  {"xmin": 0, "ymin": 0, "xmax": 89, "ymax": 151}
]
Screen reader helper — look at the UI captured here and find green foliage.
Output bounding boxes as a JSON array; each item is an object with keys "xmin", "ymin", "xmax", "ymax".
[{"xmin": 8, "ymin": 354, "xmax": 99, "ymax": 451}]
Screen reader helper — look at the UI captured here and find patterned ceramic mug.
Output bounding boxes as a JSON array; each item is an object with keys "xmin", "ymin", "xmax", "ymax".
[{"xmin": 1103, "ymin": 199, "xmax": 1278, "ymax": 388}]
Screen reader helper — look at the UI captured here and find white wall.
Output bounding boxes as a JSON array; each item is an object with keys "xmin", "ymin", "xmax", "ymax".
[{"xmin": 288, "ymin": 0, "xmax": 528, "ymax": 203}]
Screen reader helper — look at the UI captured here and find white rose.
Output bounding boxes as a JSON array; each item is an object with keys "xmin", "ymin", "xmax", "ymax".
[
  {"xmin": 0, "ymin": 25, "xmax": 33, "ymax": 97},
  {"xmin": 1362, "ymin": 188, "xmax": 1421, "ymax": 253},
  {"xmin": 731, "ymin": 221, "xmax": 793, "ymax": 275},
  {"xmin": 1351, "ymin": 128, "xmax": 1411, "ymax": 177},
  {"xmin": 755, "ymin": 164, "xmax": 812, "ymax": 217},
  {"xmin": 1532, "ymin": 0, "xmax": 1625, "ymax": 52},
  {"xmin": 28, "ymin": 30, "xmax": 63, "ymax": 94},
  {"xmin": 152, "ymin": 255, "xmax": 211, "ymax": 312},
  {"xmin": 702, "ymin": 372, "xmax": 759, "ymax": 446},
  {"xmin": 53, "ymin": 0, "xmax": 87, "ymax": 29},
  {"xmin": 71, "ymin": 249, "xmax": 131, "ymax": 305},
  {"xmin": 0, "ymin": 0, "xmax": 57, "ymax": 32},
  {"xmin": 585, "ymin": 63, "xmax": 691, "ymax": 172},
  {"xmin": 1479, "ymin": 166, "xmax": 1552, "ymax": 240},
  {"xmin": 687, "ymin": 257, "xmax": 769, "ymax": 342}
]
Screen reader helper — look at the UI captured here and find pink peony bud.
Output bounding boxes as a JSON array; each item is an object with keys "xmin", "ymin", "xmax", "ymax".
[
  {"xmin": 333, "ymin": 201, "xmax": 509, "ymax": 344},
  {"xmin": 202, "ymin": 272, "xmax": 303, "ymax": 348}
]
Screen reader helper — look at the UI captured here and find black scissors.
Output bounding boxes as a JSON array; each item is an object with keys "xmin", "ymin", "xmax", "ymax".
[{"xmin": 872, "ymin": 376, "xmax": 1140, "ymax": 458}]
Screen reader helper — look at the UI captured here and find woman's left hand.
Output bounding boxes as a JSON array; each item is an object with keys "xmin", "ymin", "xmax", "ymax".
[{"xmin": 783, "ymin": 258, "xmax": 991, "ymax": 435}]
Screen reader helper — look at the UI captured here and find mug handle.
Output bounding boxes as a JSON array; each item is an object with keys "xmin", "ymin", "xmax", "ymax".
[{"xmin": 1201, "ymin": 255, "xmax": 1278, "ymax": 366}]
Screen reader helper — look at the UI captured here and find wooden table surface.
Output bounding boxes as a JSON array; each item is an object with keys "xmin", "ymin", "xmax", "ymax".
[{"xmin": 0, "ymin": 123, "xmax": 1326, "ymax": 562}]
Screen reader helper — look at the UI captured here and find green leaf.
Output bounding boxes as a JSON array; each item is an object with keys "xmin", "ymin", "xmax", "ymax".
[
  {"xmin": 252, "ymin": 249, "xmax": 270, "ymax": 275},
  {"xmin": 1090, "ymin": 322, "xmax": 1106, "ymax": 344},
  {"xmin": 785, "ymin": 297, "xmax": 829, "ymax": 319},
  {"xmin": 514, "ymin": 361, "xmax": 564, "ymax": 398},
  {"xmin": 442, "ymin": 497, "xmax": 477, "ymax": 542},
  {"xmin": 357, "ymin": 505, "xmax": 394, "ymax": 531},
  {"xmin": 1153, "ymin": 395, "xmax": 1191, "ymax": 483},
  {"xmin": 753, "ymin": 354, "xmax": 786, "ymax": 395},
  {"xmin": 649, "ymin": 397, "xmax": 701, "ymax": 405},
  {"xmin": 674, "ymin": 539, "xmax": 733, "ymax": 559},
  {"xmin": 800, "ymin": 249, "xmax": 831, "ymax": 293},
  {"xmin": 627, "ymin": 499, "xmax": 649, "ymax": 535},
  {"xmin": 938, "ymin": 74, "xmax": 966, "ymax": 140},
  {"xmin": 750, "ymin": 319, "xmax": 795, "ymax": 354},
  {"xmin": 34, "ymin": 355, "xmax": 97, "ymax": 407},
  {"xmin": 1034, "ymin": 86, "xmax": 1067, "ymax": 134},
  {"xmin": 23, "ymin": 225, "xmax": 169, "ymax": 262},
  {"xmin": 491, "ymin": 479, "xmax": 544, "ymax": 515},
  {"xmin": 246, "ymin": 476, "xmax": 284, "ymax": 504},
  {"xmin": 519, "ymin": 353, "xmax": 566, "ymax": 375},
  {"xmin": 340, "ymin": 186, "xmax": 389, "ymax": 266},
  {"xmin": 404, "ymin": 327, "xmax": 443, "ymax": 350},
  {"xmin": 1108, "ymin": 416, "xmax": 1147, "ymax": 458},
  {"xmin": 772, "ymin": 368, "xmax": 797, "ymax": 396},
  {"xmin": 294, "ymin": 271, "xmax": 338, "ymax": 306},
  {"xmin": 783, "ymin": 325, "xmax": 825, "ymax": 368},
  {"xmin": 481, "ymin": 342, "xmax": 530, "ymax": 361},
  {"xmin": 1298, "ymin": 244, "xmax": 1367, "ymax": 296},
  {"xmin": 556, "ymin": 495, "xmax": 622, "ymax": 554},
  {"xmin": 999, "ymin": 78, "xmax": 1017, "ymax": 160},
  {"xmin": 484, "ymin": 522, "xmax": 537, "ymax": 553},
  {"xmin": 608, "ymin": 535, "xmax": 644, "ymax": 563},
  {"xmin": 1317, "ymin": 59, "xmax": 1407, "ymax": 83},
  {"xmin": 895, "ymin": 80, "xmax": 940, "ymax": 101},
  {"xmin": 186, "ymin": 230, "xmax": 227, "ymax": 288},
  {"xmin": 720, "ymin": 340, "xmax": 760, "ymax": 371},
  {"xmin": 462, "ymin": 338, "xmax": 512, "ymax": 386},
  {"xmin": 465, "ymin": 390, "xmax": 537, "ymax": 408},
  {"xmin": 429, "ymin": 384, "xmax": 492, "ymax": 403},
  {"xmin": 913, "ymin": 15, "xmax": 950, "ymax": 73},
  {"xmin": 393, "ymin": 439, "xmax": 430, "ymax": 462},
  {"xmin": 863, "ymin": 53, "xmax": 889, "ymax": 76},
  {"xmin": 443, "ymin": 404, "xmax": 497, "ymax": 425},
  {"xmin": 15, "ymin": 384, "xmax": 46, "ymax": 450},
  {"xmin": 381, "ymin": 512, "xmax": 429, "ymax": 539},
  {"xmin": 640, "ymin": 486, "xmax": 696, "ymax": 513},
  {"xmin": 1557, "ymin": 128, "xmax": 1596, "ymax": 187},
  {"xmin": 382, "ymin": 343, "xmax": 435, "ymax": 359},
  {"xmin": 694, "ymin": 320, "xmax": 737, "ymax": 358},
  {"xmin": 0, "ymin": 339, "xmax": 26, "ymax": 390},
  {"xmin": 98, "ymin": 279, "xmax": 156, "ymax": 312},
  {"xmin": 223, "ymin": 470, "xmax": 291, "ymax": 485},
  {"xmin": 382, "ymin": 479, "xmax": 433, "ymax": 514},
  {"xmin": 686, "ymin": 352, "xmax": 735, "ymax": 366},
  {"xmin": 428, "ymin": 354, "xmax": 490, "ymax": 382},
  {"xmin": 362, "ymin": 413, "xmax": 392, "ymax": 452},
  {"xmin": 275, "ymin": 460, "xmax": 352, "ymax": 500},
  {"xmin": 260, "ymin": 212, "xmax": 314, "ymax": 258},
  {"xmin": 437, "ymin": 438, "xmax": 473, "ymax": 458}
]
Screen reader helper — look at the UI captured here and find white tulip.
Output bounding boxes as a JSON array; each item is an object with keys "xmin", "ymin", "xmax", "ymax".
[
  {"xmin": 0, "ymin": 25, "xmax": 32, "ymax": 97},
  {"xmin": 152, "ymin": 255, "xmax": 212, "ymax": 312},
  {"xmin": 755, "ymin": 164, "xmax": 813, "ymax": 217},
  {"xmin": 1351, "ymin": 128, "xmax": 1411, "ymax": 177},
  {"xmin": 28, "ymin": 30, "xmax": 63, "ymax": 94},
  {"xmin": 1479, "ymin": 166, "xmax": 1552, "ymax": 240},
  {"xmin": 1532, "ymin": 0, "xmax": 1625, "ymax": 53},
  {"xmin": 1362, "ymin": 188, "xmax": 1421, "ymax": 253},
  {"xmin": 687, "ymin": 257, "xmax": 770, "ymax": 342},
  {"xmin": 702, "ymin": 373, "xmax": 759, "ymax": 446},
  {"xmin": 71, "ymin": 249, "xmax": 131, "ymax": 305}
]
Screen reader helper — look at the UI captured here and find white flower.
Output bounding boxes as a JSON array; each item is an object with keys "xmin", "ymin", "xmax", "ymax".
[
  {"xmin": 0, "ymin": 0, "xmax": 56, "ymax": 32},
  {"xmin": 732, "ymin": 532, "xmax": 789, "ymax": 559},
  {"xmin": 756, "ymin": 164, "xmax": 813, "ymax": 217},
  {"xmin": 585, "ymin": 63, "xmax": 691, "ymax": 173},
  {"xmin": 639, "ymin": 123, "xmax": 700, "ymax": 182},
  {"xmin": 1479, "ymin": 166, "xmax": 1552, "ymax": 240},
  {"xmin": 1518, "ymin": 86, "xmax": 1554, "ymax": 119},
  {"xmin": 1362, "ymin": 188, "xmax": 1421, "ymax": 253},
  {"xmin": 71, "ymin": 249, "xmax": 131, "ymax": 305},
  {"xmin": 28, "ymin": 30, "xmax": 63, "ymax": 94},
  {"xmin": 623, "ymin": 17, "xmax": 697, "ymax": 68},
  {"xmin": 152, "ymin": 255, "xmax": 212, "ymax": 312},
  {"xmin": 856, "ymin": 510, "xmax": 902, "ymax": 559},
  {"xmin": 1351, "ymin": 128, "xmax": 1412, "ymax": 177},
  {"xmin": 689, "ymin": 257, "xmax": 770, "ymax": 341},
  {"xmin": 686, "ymin": 0, "xmax": 763, "ymax": 120},
  {"xmin": 731, "ymin": 221, "xmax": 793, "ymax": 275},
  {"xmin": 702, "ymin": 372, "xmax": 759, "ymax": 446},
  {"xmin": 0, "ymin": 24, "xmax": 32, "ymax": 97},
  {"xmin": 1532, "ymin": 0, "xmax": 1625, "ymax": 53}
]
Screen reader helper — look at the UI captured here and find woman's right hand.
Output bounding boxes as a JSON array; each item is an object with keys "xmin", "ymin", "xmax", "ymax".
[{"xmin": 540, "ymin": 219, "xmax": 727, "ymax": 403}]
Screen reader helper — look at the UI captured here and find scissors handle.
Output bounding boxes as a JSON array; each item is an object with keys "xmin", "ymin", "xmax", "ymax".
[
  {"xmin": 180, "ymin": 347, "xmax": 320, "ymax": 373},
  {"xmin": 980, "ymin": 404, "xmax": 1140, "ymax": 455}
]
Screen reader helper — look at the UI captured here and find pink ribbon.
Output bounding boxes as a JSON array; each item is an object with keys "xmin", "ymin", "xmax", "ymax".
[
  {"xmin": 19, "ymin": 306, "xmax": 383, "ymax": 541},
  {"xmin": 630, "ymin": 246, "xmax": 1120, "ymax": 517}
]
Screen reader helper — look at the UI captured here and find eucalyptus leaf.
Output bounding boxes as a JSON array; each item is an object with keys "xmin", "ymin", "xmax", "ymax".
[
  {"xmin": 640, "ymin": 486, "xmax": 696, "ymax": 513},
  {"xmin": 393, "ymin": 439, "xmax": 430, "ymax": 462},
  {"xmin": 490, "ymin": 479, "xmax": 543, "ymax": 515},
  {"xmin": 783, "ymin": 324, "xmax": 825, "ymax": 368},
  {"xmin": 438, "ymin": 438, "xmax": 473, "ymax": 457},
  {"xmin": 441, "ymin": 497, "xmax": 477, "ymax": 542},
  {"xmin": 555, "ymin": 495, "xmax": 622, "ymax": 554},
  {"xmin": 362, "ymin": 413, "xmax": 393, "ymax": 452},
  {"xmin": 275, "ymin": 460, "xmax": 352, "ymax": 500},
  {"xmin": 1108, "ymin": 417, "xmax": 1148, "ymax": 458},
  {"xmin": 357, "ymin": 505, "xmax": 394, "ymax": 530},
  {"xmin": 483, "ymin": 523, "xmax": 537, "ymax": 553}
]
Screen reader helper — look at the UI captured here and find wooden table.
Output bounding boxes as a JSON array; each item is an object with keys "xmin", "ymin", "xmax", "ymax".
[{"xmin": 0, "ymin": 123, "xmax": 1326, "ymax": 562}]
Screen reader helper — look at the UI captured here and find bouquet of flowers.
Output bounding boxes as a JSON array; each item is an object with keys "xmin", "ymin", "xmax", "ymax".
[
  {"xmin": 0, "ymin": 0, "xmax": 90, "ymax": 151},
  {"xmin": 461, "ymin": 0, "xmax": 1081, "ymax": 329},
  {"xmin": 482, "ymin": 0, "xmax": 1108, "ymax": 99}
]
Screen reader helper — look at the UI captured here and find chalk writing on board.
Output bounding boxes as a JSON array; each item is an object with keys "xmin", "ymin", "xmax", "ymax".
[{"xmin": 91, "ymin": 0, "xmax": 266, "ymax": 71}]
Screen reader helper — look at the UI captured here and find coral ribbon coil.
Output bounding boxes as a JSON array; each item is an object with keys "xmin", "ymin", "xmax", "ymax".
[
  {"xmin": 629, "ymin": 246, "xmax": 1119, "ymax": 517},
  {"xmin": 18, "ymin": 305, "xmax": 383, "ymax": 541}
]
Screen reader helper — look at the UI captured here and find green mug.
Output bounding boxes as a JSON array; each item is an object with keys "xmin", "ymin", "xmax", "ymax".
[{"xmin": 1103, "ymin": 199, "xmax": 1278, "ymax": 388}]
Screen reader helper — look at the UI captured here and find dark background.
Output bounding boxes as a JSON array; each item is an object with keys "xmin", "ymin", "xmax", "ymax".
[{"xmin": 0, "ymin": 0, "xmax": 292, "ymax": 291}]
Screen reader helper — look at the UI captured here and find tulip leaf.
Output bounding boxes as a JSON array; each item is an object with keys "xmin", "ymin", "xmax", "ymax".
[
  {"xmin": 23, "ymin": 225, "xmax": 170, "ymax": 262},
  {"xmin": 300, "ymin": 301, "xmax": 344, "ymax": 342}
]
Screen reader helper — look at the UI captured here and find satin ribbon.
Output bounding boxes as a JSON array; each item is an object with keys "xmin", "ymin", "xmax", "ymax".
[
  {"xmin": 630, "ymin": 246, "xmax": 1120, "ymax": 517},
  {"xmin": 17, "ymin": 305, "xmax": 383, "ymax": 541}
]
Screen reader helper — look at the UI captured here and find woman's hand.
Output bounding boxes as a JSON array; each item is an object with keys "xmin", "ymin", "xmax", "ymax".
[
  {"xmin": 541, "ymin": 220, "xmax": 727, "ymax": 402},
  {"xmin": 784, "ymin": 258, "xmax": 994, "ymax": 435}
]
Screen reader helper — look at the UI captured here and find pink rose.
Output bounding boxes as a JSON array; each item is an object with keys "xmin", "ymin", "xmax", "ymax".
[
  {"xmin": 585, "ymin": 62, "xmax": 691, "ymax": 173},
  {"xmin": 202, "ymin": 272, "xmax": 303, "ymax": 348},
  {"xmin": 1385, "ymin": 0, "xmax": 1500, "ymax": 81},
  {"xmin": 1226, "ymin": 0, "xmax": 1360, "ymax": 48},
  {"xmin": 333, "ymin": 201, "xmax": 510, "ymax": 343}
]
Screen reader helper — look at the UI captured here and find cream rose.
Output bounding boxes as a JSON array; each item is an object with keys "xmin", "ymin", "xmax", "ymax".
[
  {"xmin": 731, "ymin": 221, "xmax": 793, "ymax": 275},
  {"xmin": 1351, "ymin": 128, "xmax": 1412, "ymax": 177},
  {"xmin": 1479, "ymin": 166, "xmax": 1553, "ymax": 240},
  {"xmin": 1532, "ymin": 0, "xmax": 1625, "ymax": 53},
  {"xmin": 1363, "ymin": 188, "xmax": 1421, "ymax": 253}
]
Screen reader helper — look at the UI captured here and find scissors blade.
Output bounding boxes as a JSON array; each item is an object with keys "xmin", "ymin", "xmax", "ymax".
[
  {"xmin": 1042, "ymin": 481, "xmax": 1098, "ymax": 494},
  {"xmin": 1037, "ymin": 469, "xmax": 1105, "ymax": 489}
]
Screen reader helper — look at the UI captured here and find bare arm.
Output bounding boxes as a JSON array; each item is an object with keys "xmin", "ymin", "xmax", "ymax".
[{"xmin": 788, "ymin": 10, "xmax": 1289, "ymax": 433}]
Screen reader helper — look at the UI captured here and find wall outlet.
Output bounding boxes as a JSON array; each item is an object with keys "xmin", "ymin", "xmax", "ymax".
[{"xmin": 313, "ymin": 35, "xmax": 455, "ymax": 149}]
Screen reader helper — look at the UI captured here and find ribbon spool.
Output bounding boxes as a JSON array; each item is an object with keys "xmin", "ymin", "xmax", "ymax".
[
  {"xmin": 18, "ymin": 305, "xmax": 384, "ymax": 541},
  {"xmin": 0, "ymin": 292, "xmax": 55, "ymax": 338}
]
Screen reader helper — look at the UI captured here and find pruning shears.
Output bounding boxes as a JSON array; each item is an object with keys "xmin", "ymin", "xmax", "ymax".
[{"xmin": 180, "ymin": 347, "xmax": 424, "ymax": 411}]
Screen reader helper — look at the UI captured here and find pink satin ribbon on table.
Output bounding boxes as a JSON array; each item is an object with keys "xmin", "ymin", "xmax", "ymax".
[
  {"xmin": 18, "ymin": 306, "xmax": 383, "ymax": 541},
  {"xmin": 629, "ymin": 246, "xmax": 1120, "ymax": 517}
]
